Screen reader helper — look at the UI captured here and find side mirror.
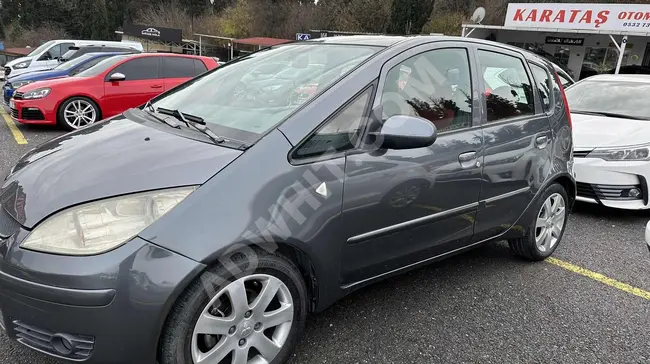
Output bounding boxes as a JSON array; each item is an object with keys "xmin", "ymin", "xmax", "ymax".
[
  {"xmin": 109, "ymin": 72, "xmax": 126, "ymax": 82},
  {"xmin": 373, "ymin": 115, "xmax": 437, "ymax": 150}
]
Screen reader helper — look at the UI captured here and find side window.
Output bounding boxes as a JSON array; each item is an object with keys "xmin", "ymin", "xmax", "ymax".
[
  {"xmin": 557, "ymin": 73, "xmax": 572, "ymax": 89},
  {"xmin": 380, "ymin": 48, "xmax": 473, "ymax": 133},
  {"xmin": 479, "ymin": 50, "xmax": 534, "ymax": 123},
  {"xmin": 194, "ymin": 59, "xmax": 208, "ymax": 75},
  {"xmin": 163, "ymin": 57, "xmax": 196, "ymax": 78},
  {"xmin": 530, "ymin": 63, "xmax": 553, "ymax": 113},
  {"xmin": 110, "ymin": 57, "xmax": 159, "ymax": 81},
  {"xmin": 294, "ymin": 87, "xmax": 372, "ymax": 159}
]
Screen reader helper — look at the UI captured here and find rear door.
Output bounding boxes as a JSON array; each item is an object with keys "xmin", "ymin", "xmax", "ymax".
[
  {"xmin": 102, "ymin": 56, "xmax": 162, "ymax": 117},
  {"xmin": 471, "ymin": 46, "xmax": 553, "ymax": 242},
  {"xmin": 162, "ymin": 57, "xmax": 198, "ymax": 91}
]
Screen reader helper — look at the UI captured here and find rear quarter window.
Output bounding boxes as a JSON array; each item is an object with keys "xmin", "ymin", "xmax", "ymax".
[
  {"xmin": 194, "ymin": 59, "xmax": 208, "ymax": 75},
  {"xmin": 530, "ymin": 63, "xmax": 553, "ymax": 113}
]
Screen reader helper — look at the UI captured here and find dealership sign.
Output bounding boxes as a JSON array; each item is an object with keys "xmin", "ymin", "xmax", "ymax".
[
  {"xmin": 505, "ymin": 3, "xmax": 650, "ymax": 31},
  {"xmin": 545, "ymin": 36, "xmax": 584, "ymax": 46},
  {"xmin": 123, "ymin": 23, "xmax": 183, "ymax": 43}
]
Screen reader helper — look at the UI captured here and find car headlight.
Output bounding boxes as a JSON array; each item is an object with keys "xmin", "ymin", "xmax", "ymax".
[
  {"xmin": 21, "ymin": 186, "xmax": 196, "ymax": 255},
  {"xmin": 22, "ymin": 88, "xmax": 51, "ymax": 99},
  {"xmin": 587, "ymin": 145, "xmax": 650, "ymax": 161},
  {"xmin": 13, "ymin": 61, "xmax": 32, "ymax": 69},
  {"xmin": 11, "ymin": 80, "xmax": 33, "ymax": 88}
]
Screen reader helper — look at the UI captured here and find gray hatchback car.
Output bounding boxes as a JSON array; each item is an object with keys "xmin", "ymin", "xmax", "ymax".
[{"xmin": 0, "ymin": 36, "xmax": 575, "ymax": 364}]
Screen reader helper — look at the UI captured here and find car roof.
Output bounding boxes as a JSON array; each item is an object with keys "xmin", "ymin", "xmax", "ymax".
[
  {"xmin": 580, "ymin": 74, "xmax": 650, "ymax": 83},
  {"xmin": 305, "ymin": 35, "xmax": 410, "ymax": 47}
]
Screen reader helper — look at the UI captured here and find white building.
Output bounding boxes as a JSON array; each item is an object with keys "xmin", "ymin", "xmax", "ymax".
[{"xmin": 462, "ymin": 3, "xmax": 650, "ymax": 80}]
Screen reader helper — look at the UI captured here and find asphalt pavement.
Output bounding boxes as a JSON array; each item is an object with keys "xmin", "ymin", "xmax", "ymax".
[{"xmin": 0, "ymin": 111, "xmax": 649, "ymax": 364}]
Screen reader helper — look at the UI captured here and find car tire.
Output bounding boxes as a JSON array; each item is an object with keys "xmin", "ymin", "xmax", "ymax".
[
  {"xmin": 159, "ymin": 249, "xmax": 308, "ymax": 364},
  {"xmin": 508, "ymin": 183, "xmax": 568, "ymax": 261},
  {"xmin": 57, "ymin": 97, "xmax": 101, "ymax": 131}
]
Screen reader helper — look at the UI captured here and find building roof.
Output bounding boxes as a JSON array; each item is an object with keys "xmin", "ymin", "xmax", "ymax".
[
  {"xmin": 234, "ymin": 37, "xmax": 291, "ymax": 47},
  {"xmin": 461, "ymin": 23, "xmax": 650, "ymax": 37},
  {"xmin": 2, "ymin": 48, "xmax": 32, "ymax": 56}
]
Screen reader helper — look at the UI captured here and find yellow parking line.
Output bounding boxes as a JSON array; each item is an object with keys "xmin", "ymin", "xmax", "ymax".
[
  {"xmin": 547, "ymin": 257, "xmax": 650, "ymax": 301},
  {"xmin": 0, "ymin": 109, "xmax": 27, "ymax": 144}
]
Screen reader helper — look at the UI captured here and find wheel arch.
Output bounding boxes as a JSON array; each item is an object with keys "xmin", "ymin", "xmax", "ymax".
[
  {"xmin": 56, "ymin": 94, "xmax": 103, "ymax": 122},
  {"xmin": 502, "ymin": 172, "xmax": 575, "ymax": 240}
]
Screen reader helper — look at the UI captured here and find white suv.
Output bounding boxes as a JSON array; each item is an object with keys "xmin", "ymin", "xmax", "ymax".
[{"xmin": 2, "ymin": 39, "xmax": 143, "ymax": 81}]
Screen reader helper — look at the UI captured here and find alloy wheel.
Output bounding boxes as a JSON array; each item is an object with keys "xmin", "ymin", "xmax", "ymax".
[
  {"xmin": 191, "ymin": 274, "xmax": 294, "ymax": 364},
  {"xmin": 534, "ymin": 192, "xmax": 566, "ymax": 252},
  {"xmin": 63, "ymin": 100, "xmax": 97, "ymax": 129}
]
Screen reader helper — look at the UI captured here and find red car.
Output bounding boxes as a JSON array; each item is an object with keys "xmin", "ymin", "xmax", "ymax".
[{"xmin": 10, "ymin": 53, "xmax": 218, "ymax": 130}]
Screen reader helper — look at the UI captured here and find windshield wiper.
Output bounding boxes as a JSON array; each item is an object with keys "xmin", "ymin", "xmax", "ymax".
[
  {"xmin": 156, "ymin": 107, "xmax": 225, "ymax": 144},
  {"xmin": 141, "ymin": 101, "xmax": 180, "ymax": 128},
  {"xmin": 572, "ymin": 110, "xmax": 650, "ymax": 120}
]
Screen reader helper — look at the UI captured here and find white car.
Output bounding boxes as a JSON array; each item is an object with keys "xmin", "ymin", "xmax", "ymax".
[
  {"xmin": 645, "ymin": 221, "xmax": 650, "ymax": 251},
  {"xmin": 567, "ymin": 74, "xmax": 650, "ymax": 210}
]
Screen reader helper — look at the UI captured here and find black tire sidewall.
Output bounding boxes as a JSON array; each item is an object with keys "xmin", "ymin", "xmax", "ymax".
[
  {"xmin": 57, "ymin": 97, "xmax": 100, "ymax": 131},
  {"xmin": 159, "ymin": 252, "xmax": 308, "ymax": 364}
]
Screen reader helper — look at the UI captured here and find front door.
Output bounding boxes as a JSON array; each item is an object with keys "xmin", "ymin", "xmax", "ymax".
[
  {"xmin": 103, "ymin": 57, "xmax": 162, "ymax": 117},
  {"xmin": 471, "ymin": 46, "xmax": 553, "ymax": 242},
  {"xmin": 339, "ymin": 44, "xmax": 484, "ymax": 284}
]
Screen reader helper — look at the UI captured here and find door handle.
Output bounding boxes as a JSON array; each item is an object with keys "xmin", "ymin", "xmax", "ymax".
[
  {"xmin": 150, "ymin": 85, "xmax": 163, "ymax": 89},
  {"xmin": 458, "ymin": 151, "xmax": 479, "ymax": 169},
  {"xmin": 536, "ymin": 135, "xmax": 549, "ymax": 149}
]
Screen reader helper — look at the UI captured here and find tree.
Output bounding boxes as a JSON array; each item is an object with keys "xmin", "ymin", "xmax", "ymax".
[
  {"xmin": 181, "ymin": 0, "xmax": 208, "ymax": 32},
  {"xmin": 76, "ymin": 0, "xmax": 111, "ymax": 40},
  {"xmin": 387, "ymin": 0, "xmax": 435, "ymax": 34}
]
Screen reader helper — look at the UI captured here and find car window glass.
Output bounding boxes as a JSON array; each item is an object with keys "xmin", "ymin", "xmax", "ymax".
[
  {"xmin": 49, "ymin": 43, "xmax": 74, "ymax": 60},
  {"xmin": 479, "ymin": 50, "xmax": 534, "ymax": 122},
  {"xmin": 557, "ymin": 73, "xmax": 571, "ymax": 88},
  {"xmin": 194, "ymin": 59, "xmax": 208, "ymax": 75},
  {"xmin": 295, "ymin": 88, "xmax": 371, "ymax": 159},
  {"xmin": 111, "ymin": 57, "xmax": 159, "ymax": 81},
  {"xmin": 565, "ymin": 80, "xmax": 650, "ymax": 119},
  {"xmin": 380, "ymin": 48, "xmax": 473, "ymax": 133},
  {"xmin": 163, "ymin": 57, "xmax": 196, "ymax": 78},
  {"xmin": 530, "ymin": 64, "xmax": 552, "ymax": 113},
  {"xmin": 72, "ymin": 56, "xmax": 111, "ymax": 75}
]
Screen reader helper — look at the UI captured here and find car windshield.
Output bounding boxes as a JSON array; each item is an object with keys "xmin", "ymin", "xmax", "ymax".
[
  {"xmin": 75, "ymin": 54, "xmax": 131, "ymax": 77},
  {"xmin": 565, "ymin": 80, "xmax": 650, "ymax": 119},
  {"xmin": 54, "ymin": 54, "xmax": 96, "ymax": 71},
  {"xmin": 151, "ymin": 43, "xmax": 380, "ymax": 144},
  {"xmin": 27, "ymin": 40, "xmax": 56, "ymax": 57}
]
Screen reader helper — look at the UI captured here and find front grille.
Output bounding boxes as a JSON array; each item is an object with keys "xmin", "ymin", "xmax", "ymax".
[
  {"xmin": 573, "ymin": 149, "xmax": 592, "ymax": 158},
  {"xmin": 10, "ymin": 107, "xmax": 18, "ymax": 119},
  {"xmin": 13, "ymin": 320, "xmax": 94, "ymax": 360},
  {"xmin": 576, "ymin": 182, "xmax": 643, "ymax": 201},
  {"xmin": 21, "ymin": 108, "xmax": 44, "ymax": 120},
  {"xmin": 0, "ymin": 205, "xmax": 20, "ymax": 238},
  {"xmin": 12, "ymin": 92, "xmax": 24, "ymax": 100},
  {"xmin": 4, "ymin": 67, "xmax": 10, "ymax": 76}
]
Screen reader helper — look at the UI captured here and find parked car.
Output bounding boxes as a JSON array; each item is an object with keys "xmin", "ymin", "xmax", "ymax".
[
  {"xmin": 646, "ymin": 221, "xmax": 650, "ymax": 253},
  {"xmin": 3, "ymin": 39, "xmax": 143, "ymax": 80},
  {"xmin": 59, "ymin": 44, "xmax": 141, "ymax": 62},
  {"xmin": 568, "ymin": 74, "xmax": 650, "ymax": 210},
  {"xmin": 9, "ymin": 53, "xmax": 218, "ymax": 130},
  {"xmin": 0, "ymin": 36, "xmax": 575, "ymax": 364},
  {"xmin": 3, "ymin": 52, "xmax": 132, "ymax": 104}
]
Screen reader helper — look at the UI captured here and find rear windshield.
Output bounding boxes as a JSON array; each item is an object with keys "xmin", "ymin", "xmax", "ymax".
[
  {"xmin": 565, "ymin": 80, "xmax": 650, "ymax": 120},
  {"xmin": 151, "ymin": 44, "xmax": 381, "ymax": 144}
]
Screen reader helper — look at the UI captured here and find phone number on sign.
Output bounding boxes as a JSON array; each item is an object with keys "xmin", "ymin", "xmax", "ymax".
[{"xmin": 623, "ymin": 22, "xmax": 650, "ymax": 28}]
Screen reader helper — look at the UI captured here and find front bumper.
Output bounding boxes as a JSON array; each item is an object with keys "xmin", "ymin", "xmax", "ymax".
[
  {"xmin": 573, "ymin": 157, "xmax": 650, "ymax": 209},
  {"xmin": 0, "ymin": 232, "xmax": 204, "ymax": 363},
  {"xmin": 10, "ymin": 99, "xmax": 53, "ymax": 124}
]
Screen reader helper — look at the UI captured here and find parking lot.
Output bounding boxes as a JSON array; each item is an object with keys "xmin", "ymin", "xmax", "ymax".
[{"xmin": 0, "ymin": 109, "xmax": 649, "ymax": 364}]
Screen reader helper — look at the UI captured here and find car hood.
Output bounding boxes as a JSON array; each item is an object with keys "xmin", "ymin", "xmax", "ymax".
[
  {"xmin": 8, "ymin": 69, "xmax": 66, "ymax": 83},
  {"xmin": 571, "ymin": 113, "xmax": 650, "ymax": 149},
  {"xmin": 0, "ymin": 115, "xmax": 242, "ymax": 228},
  {"xmin": 18, "ymin": 76, "xmax": 88, "ymax": 92},
  {"xmin": 5, "ymin": 56, "xmax": 33, "ymax": 67}
]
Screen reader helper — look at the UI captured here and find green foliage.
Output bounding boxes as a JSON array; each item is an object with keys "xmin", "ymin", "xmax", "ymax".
[{"xmin": 422, "ymin": 11, "xmax": 467, "ymax": 36}]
